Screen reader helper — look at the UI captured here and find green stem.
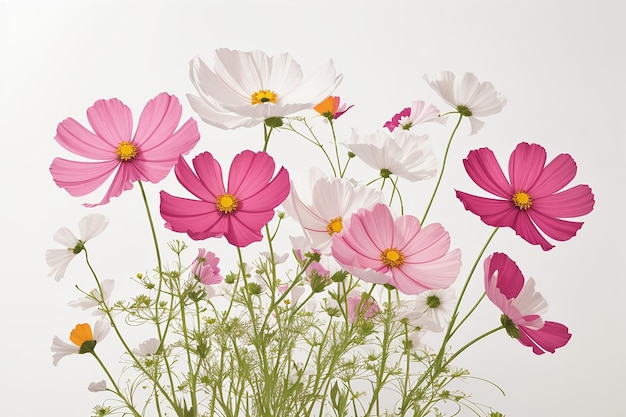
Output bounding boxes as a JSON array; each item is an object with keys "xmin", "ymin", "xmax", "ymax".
[{"xmin": 91, "ymin": 351, "xmax": 142, "ymax": 417}]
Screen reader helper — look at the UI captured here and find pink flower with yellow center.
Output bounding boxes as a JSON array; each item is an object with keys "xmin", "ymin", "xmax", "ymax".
[
  {"xmin": 50, "ymin": 93, "xmax": 200, "ymax": 207},
  {"xmin": 484, "ymin": 252, "xmax": 571, "ymax": 354},
  {"xmin": 331, "ymin": 203, "xmax": 461, "ymax": 295},
  {"xmin": 160, "ymin": 150, "xmax": 290, "ymax": 247},
  {"xmin": 314, "ymin": 96, "xmax": 354, "ymax": 121},
  {"xmin": 456, "ymin": 142, "xmax": 595, "ymax": 251}
]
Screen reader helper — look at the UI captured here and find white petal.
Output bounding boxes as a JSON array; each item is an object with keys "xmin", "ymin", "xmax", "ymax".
[
  {"xmin": 92, "ymin": 319, "xmax": 111, "ymax": 341},
  {"xmin": 45, "ymin": 249, "xmax": 75, "ymax": 282},
  {"xmin": 88, "ymin": 380, "xmax": 108, "ymax": 392},
  {"xmin": 51, "ymin": 336, "xmax": 79, "ymax": 366},
  {"xmin": 52, "ymin": 227, "xmax": 79, "ymax": 247},
  {"xmin": 78, "ymin": 214, "xmax": 108, "ymax": 241}
]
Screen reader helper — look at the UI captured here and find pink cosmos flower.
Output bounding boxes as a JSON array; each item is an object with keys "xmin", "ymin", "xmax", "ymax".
[
  {"xmin": 331, "ymin": 203, "xmax": 461, "ymax": 295},
  {"xmin": 314, "ymin": 96, "xmax": 354, "ymax": 121},
  {"xmin": 484, "ymin": 252, "xmax": 571, "ymax": 354},
  {"xmin": 191, "ymin": 248, "xmax": 223, "ymax": 285},
  {"xmin": 346, "ymin": 291, "xmax": 380, "ymax": 323},
  {"xmin": 456, "ymin": 142, "xmax": 595, "ymax": 251},
  {"xmin": 50, "ymin": 93, "xmax": 201, "ymax": 207},
  {"xmin": 383, "ymin": 100, "xmax": 442, "ymax": 132},
  {"xmin": 160, "ymin": 151, "xmax": 290, "ymax": 247}
]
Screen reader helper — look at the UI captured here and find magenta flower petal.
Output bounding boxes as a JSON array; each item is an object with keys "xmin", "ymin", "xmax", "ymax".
[
  {"xmin": 455, "ymin": 192, "xmax": 517, "ymax": 228},
  {"xmin": 530, "ymin": 153, "xmax": 578, "ymax": 197},
  {"xmin": 462, "ymin": 147, "xmax": 512, "ymax": 199},
  {"xmin": 518, "ymin": 321, "xmax": 572, "ymax": 355},
  {"xmin": 160, "ymin": 193, "xmax": 227, "ymax": 240},
  {"xmin": 533, "ymin": 185, "xmax": 595, "ymax": 218},
  {"xmin": 508, "ymin": 142, "xmax": 546, "ymax": 192}
]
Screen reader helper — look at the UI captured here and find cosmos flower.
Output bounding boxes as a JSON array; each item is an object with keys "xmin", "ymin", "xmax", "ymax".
[
  {"xmin": 346, "ymin": 129, "xmax": 437, "ymax": 182},
  {"xmin": 191, "ymin": 248, "xmax": 223, "ymax": 285},
  {"xmin": 383, "ymin": 100, "xmax": 442, "ymax": 132},
  {"xmin": 132, "ymin": 338, "xmax": 160, "ymax": 357},
  {"xmin": 314, "ymin": 96, "xmax": 353, "ymax": 121},
  {"xmin": 331, "ymin": 203, "xmax": 462, "ymax": 295},
  {"xmin": 50, "ymin": 93, "xmax": 200, "ymax": 207},
  {"xmin": 346, "ymin": 291, "xmax": 380, "ymax": 323},
  {"xmin": 160, "ymin": 150, "xmax": 290, "ymax": 247},
  {"xmin": 423, "ymin": 71, "xmax": 506, "ymax": 135},
  {"xmin": 411, "ymin": 287, "xmax": 456, "ymax": 332},
  {"xmin": 188, "ymin": 48, "xmax": 342, "ymax": 129},
  {"xmin": 68, "ymin": 279, "xmax": 114, "ymax": 316},
  {"xmin": 456, "ymin": 142, "xmax": 595, "ymax": 250},
  {"xmin": 51, "ymin": 319, "xmax": 110, "ymax": 366},
  {"xmin": 484, "ymin": 252, "xmax": 572, "ymax": 354},
  {"xmin": 88, "ymin": 380, "xmax": 108, "ymax": 392},
  {"xmin": 46, "ymin": 214, "xmax": 109, "ymax": 281}
]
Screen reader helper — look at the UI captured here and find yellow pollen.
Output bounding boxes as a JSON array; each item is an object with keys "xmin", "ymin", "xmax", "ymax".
[
  {"xmin": 69, "ymin": 323, "xmax": 94, "ymax": 347},
  {"xmin": 251, "ymin": 89, "xmax": 278, "ymax": 105},
  {"xmin": 116, "ymin": 141, "xmax": 137, "ymax": 161},
  {"xmin": 216, "ymin": 193, "xmax": 239, "ymax": 214},
  {"xmin": 326, "ymin": 217, "xmax": 343, "ymax": 235},
  {"xmin": 512, "ymin": 191, "xmax": 533, "ymax": 210},
  {"xmin": 381, "ymin": 248, "xmax": 405, "ymax": 268}
]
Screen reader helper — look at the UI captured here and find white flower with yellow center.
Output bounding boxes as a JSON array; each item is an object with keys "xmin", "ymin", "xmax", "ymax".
[{"xmin": 188, "ymin": 48, "xmax": 343, "ymax": 129}]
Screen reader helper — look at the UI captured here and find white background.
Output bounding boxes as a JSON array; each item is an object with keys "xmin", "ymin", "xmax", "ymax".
[{"xmin": 1, "ymin": 1, "xmax": 624, "ymax": 416}]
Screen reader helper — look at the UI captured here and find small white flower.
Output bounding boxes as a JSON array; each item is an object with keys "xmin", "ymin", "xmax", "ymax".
[
  {"xmin": 423, "ymin": 71, "xmax": 506, "ymax": 135},
  {"xmin": 132, "ymin": 338, "xmax": 160, "ymax": 357},
  {"xmin": 46, "ymin": 214, "xmax": 108, "ymax": 281},
  {"xmin": 51, "ymin": 319, "xmax": 110, "ymax": 366},
  {"xmin": 68, "ymin": 279, "xmax": 114, "ymax": 316},
  {"xmin": 88, "ymin": 380, "xmax": 107, "ymax": 392},
  {"xmin": 346, "ymin": 129, "xmax": 437, "ymax": 182},
  {"xmin": 261, "ymin": 251, "xmax": 290, "ymax": 264},
  {"xmin": 412, "ymin": 288, "xmax": 456, "ymax": 332}
]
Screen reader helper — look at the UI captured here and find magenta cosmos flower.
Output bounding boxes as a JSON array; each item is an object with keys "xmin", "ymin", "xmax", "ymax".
[
  {"xmin": 50, "ymin": 93, "xmax": 201, "ymax": 207},
  {"xmin": 160, "ymin": 151, "xmax": 290, "ymax": 247},
  {"xmin": 331, "ymin": 203, "xmax": 461, "ymax": 295},
  {"xmin": 456, "ymin": 142, "xmax": 594, "ymax": 251},
  {"xmin": 484, "ymin": 252, "xmax": 571, "ymax": 354}
]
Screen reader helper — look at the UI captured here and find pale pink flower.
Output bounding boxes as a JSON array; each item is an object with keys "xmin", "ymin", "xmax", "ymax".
[
  {"xmin": 346, "ymin": 291, "xmax": 380, "ymax": 323},
  {"xmin": 383, "ymin": 100, "xmax": 443, "ymax": 132},
  {"xmin": 191, "ymin": 248, "xmax": 223, "ymax": 285},
  {"xmin": 88, "ymin": 380, "xmax": 108, "ymax": 392}
]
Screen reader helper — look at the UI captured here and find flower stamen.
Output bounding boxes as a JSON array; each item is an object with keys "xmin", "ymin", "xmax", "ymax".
[
  {"xmin": 326, "ymin": 217, "xmax": 343, "ymax": 235},
  {"xmin": 216, "ymin": 193, "xmax": 239, "ymax": 214},
  {"xmin": 251, "ymin": 90, "xmax": 278, "ymax": 105},
  {"xmin": 381, "ymin": 248, "xmax": 405, "ymax": 268},
  {"xmin": 116, "ymin": 141, "xmax": 137, "ymax": 161},
  {"xmin": 512, "ymin": 191, "xmax": 533, "ymax": 210}
]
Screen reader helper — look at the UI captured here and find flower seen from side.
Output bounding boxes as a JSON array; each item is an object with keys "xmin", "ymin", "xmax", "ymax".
[
  {"xmin": 456, "ymin": 142, "xmax": 595, "ymax": 251},
  {"xmin": 423, "ymin": 71, "xmax": 506, "ymax": 135},
  {"xmin": 314, "ymin": 96, "xmax": 354, "ymax": 121},
  {"xmin": 132, "ymin": 338, "xmax": 161, "ymax": 357},
  {"xmin": 346, "ymin": 129, "xmax": 437, "ymax": 182},
  {"xmin": 484, "ymin": 252, "xmax": 571, "ymax": 354},
  {"xmin": 160, "ymin": 150, "xmax": 290, "ymax": 247},
  {"xmin": 68, "ymin": 279, "xmax": 114, "ymax": 316},
  {"xmin": 331, "ymin": 203, "xmax": 462, "ymax": 295},
  {"xmin": 347, "ymin": 291, "xmax": 381, "ymax": 323},
  {"xmin": 88, "ymin": 380, "xmax": 108, "ymax": 393},
  {"xmin": 191, "ymin": 248, "xmax": 223, "ymax": 285},
  {"xmin": 46, "ymin": 214, "xmax": 109, "ymax": 281},
  {"xmin": 50, "ymin": 93, "xmax": 201, "ymax": 207},
  {"xmin": 383, "ymin": 100, "xmax": 442, "ymax": 132},
  {"xmin": 51, "ymin": 319, "xmax": 110, "ymax": 366},
  {"xmin": 187, "ymin": 48, "xmax": 343, "ymax": 129}
]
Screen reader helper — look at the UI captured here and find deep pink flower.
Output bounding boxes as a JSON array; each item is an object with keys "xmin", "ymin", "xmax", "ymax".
[
  {"xmin": 331, "ymin": 203, "xmax": 461, "ymax": 295},
  {"xmin": 383, "ymin": 101, "xmax": 442, "ymax": 132},
  {"xmin": 50, "ymin": 93, "xmax": 201, "ymax": 207},
  {"xmin": 191, "ymin": 248, "xmax": 223, "ymax": 285},
  {"xmin": 160, "ymin": 151, "xmax": 290, "ymax": 247},
  {"xmin": 484, "ymin": 252, "xmax": 571, "ymax": 354},
  {"xmin": 456, "ymin": 142, "xmax": 594, "ymax": 251}
]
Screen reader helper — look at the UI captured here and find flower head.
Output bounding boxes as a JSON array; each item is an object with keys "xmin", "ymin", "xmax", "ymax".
[
  {"xmin": 132, "ymin": 338, "xmax": 160, "ymax": 357},
  {"xmin": 68, "ymin": 279, "xmax": 114, "ymax": 316},
  {"xmin": 412, "ymin": 288, "xmax": 456, "ymax": 332},
  {"xmin": 456, "ymin": 142, "xmax": 595, "ymax": 250},
  {"xmin": 314, "ymin": 96, "xmax": 353, "ymax": 121},
  {"xmin": 346, "ymin": 129, "xmax": 437, "ymax": 182},
  {"xmin": 160, "ymin": 150, "xmax": 290, "ymax": 247},
  {"xmin": 191, "ymin": 248, "xmax": 223, "ymax": 285},
  {"xmin": 50, "ymin": 93, "xmax": 201, "ymax": 207},
  {"xmin": 423, "ymin": 71, "xmax": 506, "ymax": 135},
  {"xmin": 188, "ymin": 49, "xmax": 342, "ymax": 129},
  {"xmin": 331, "ymin": 203, "xmax": 462, "ymax": 295},
  {"xmin": 51, "ymin": 319, "xmax": 110, "ymax": 366},
  {"xmin": 46, "ymin": 214, "xmax": 108, "ymax": 281},
  {"xmin": 88, "ymin": 380, "xmax": 108, "ymax": 392},
  {"xmin": 484, "ymin": 253, "xmax": 571, "ymax": 354},
  {"xmin": 383, "ymin": 100, "xmax": 442, "ymax": 132},
  {"xmin": 347, "ymin": 291, "xmax": 380, "ymax": 323}
]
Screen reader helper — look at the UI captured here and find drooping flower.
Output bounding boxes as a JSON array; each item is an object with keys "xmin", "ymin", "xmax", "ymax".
[
  {"xmin": 411, "ymin": 287, "xmax": 456, "ymax": 332},
  {"xmin": 51, "ymin": 319, "xmax": 110, "ymax": 366},
  {"xmin": 484, "ymin": 252, "xmax": 571, "ymax": 354},
  {"xmin": 160, "ymin": 150, "xmax": 290, "ymax": 247},
  {"xmin": 88, "ymin": 380, "xmax": 108, "ymax": 392},
  {"xmin": 383, "ymin": 100, "xmax": 442, "ymax": 132},
  {"xmin": 132, "ymin": 338, "xmax": 160, "ymax": 357},
  {"xmin": 68, "ymin": 279, "xmax": 114, "ymax": 316},
  {"xmin": 331, "ymin": 203, "xmax": 462, "ymax": 295},
  {"xmin": 50, "ymin": 93, "xmax": 201, "ymax": 207},
  {"xmin": 188, "ymin": 48, "xmax": 343, "ymax": 129},
  {"xmin": 346, "ymin": 129, "xmax": 437, "ymax": 182},
  {"xmin": 46, "ymin": 214, "xmax": 109, "ymax": 281},
  {"xmin": 347, "ymin": 291, "xmax": 380, "ymax": 323},
  {"xmin": 282, "ymin": 174, "xmax": 383, "ymax": 253},
  {"xmin": 423, "ymin": 71, "xmax": 506, "ymax": 135},
  {"xmin": 456, "ymin": 142, "xmax": 595, "ymax": 251},
  {"xmin": 191, "ymin": 248, "xmax": 223, "ymax": 285},
  {"xmin": 314, "ymin": 96, "xmax": 353, "ymax": 121}
]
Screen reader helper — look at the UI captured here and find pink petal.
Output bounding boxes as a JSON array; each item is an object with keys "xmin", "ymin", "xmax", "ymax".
[
  {"xmin": 224, "ymin": 212, "xmax": 269, "ymax": 247},
  {"xmin": 394, "ymin": 249, "xmax": 461, "ymax": 293},
  {"xmin": 508, "ymin": 143, "xmax": 546, "ymax": 191},
  {"xmin": 83, "ymin": 163, "xmax": 134, "ymax": 207},
  {"xmin": 238, "ymin": 167, "xmax": 290, "ymax": 212},
  {"xmin": 55, "ymin": 118, "xmax": 115, "ymax": 159},
  {"xmin": 228, "ymin": 151, "xmax": 276, "ymax": 199},
  {"xmin": 159, "ymin": 191, "xmax": 228, "ymax": 240},
  {"xmin": 455, "ymin": 191, "xmax": 517, "ymax": 228},
  {"xmin": 527, "ymin": 211, "xmax": 585, "ymax": 242},
  {"xmin": 511, "ymin": 212, "xmax": 554, "ymax": 251},
  {"xmin": 518, "ymin": 321, "xmax": 571, "ymax": 354},
  {"xmin": 483, "ymin": 253, "xmax": 524, "ymax": 300},
  {"xmin": 50, "ymin": 158, "xmax": 119, "ymax": 197},
  {"xmin": 132, "ymin": 93, "xmax": 182, "ymax": 148},
  {"xmin": 401, "ymin": 222, "xmax": 449, "ymax": 262},
  {"xmin": 463, "ymin": 147, "xmax": 512, "ymax": 199},
  {"xmin": 530, "ymin": 153, "xmax": 578, "ymax": 197},
  {"xmin": 532, "ymin": 185, "xmax": 595, "ymax": 218},
  {"xmin": 175, "ymin": 153, "xmax": 224, "ymax": 202},
  {"xmin": 86, "ymin": 98, "xmax": 133, "ymax": 146}
]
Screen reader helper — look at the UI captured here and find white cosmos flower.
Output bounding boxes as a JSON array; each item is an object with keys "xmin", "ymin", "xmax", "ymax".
[
  {"xmin": 423, "ymin": 71, "xmax": 506, "ymax": 135},
  {"xmin": 88, "ymin": 380, "xmax": 108, "ymax": 392},
  {"xmin": 51, "ymin": 319, "xmax": 110, "ymax": 366},
  {"xmin": 188, "ymin": 48, "xmax": 343, "ymax": 129},
  {"xmin": 346, "ymin": 129, "xmax": 437, "ymax": 182},
  {"xmin": 46, "ymin": 214, "xmax": 108, "ymax": 282},
  {"xmin": 68, "ymin": 279, "xmax": 114, "ymax": 316},
  {"xmin": 132, "ymin": 338, "xmax": 160, "ymax": 357},
  {"xmin": 283, "ymin": 174, "xmax": 383, "ymax": 253},
  {"xmin": 412, "ymin": 288, "xmax": 456, "ymax": 332}
]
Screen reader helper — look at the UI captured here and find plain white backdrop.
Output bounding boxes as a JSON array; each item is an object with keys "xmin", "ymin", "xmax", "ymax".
[{"xmin": 1, "ymin": 1, "xmax": 624, "ymax": 416}]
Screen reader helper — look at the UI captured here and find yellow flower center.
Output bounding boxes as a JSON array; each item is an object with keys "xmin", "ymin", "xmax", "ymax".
[
  {"xmin": 116, "ymin": 141, "xmax": 137, "ymax": 161},
  {"xmin": 512, "ymin": 190, "xmax": 533, "ymax": 210},
  {"xmin": 251, "ymin": 89, "xmax": 278, "ymax": 105},
  {"xmin": 69, "ymin": 323, "xmax": 94, "ymax": 347},
  {"xmin": 326, "ymin": 217, "xmax": 343, "ymax": 235},
  {"xmin": 381, "ymin": 248, "xmax": 405, "ymax": 268},
  {"xmin": 216, "ymin": 193, "xmax": 239, "ymax": 214}
]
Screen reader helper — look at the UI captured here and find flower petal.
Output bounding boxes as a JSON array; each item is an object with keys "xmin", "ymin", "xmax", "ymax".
[{"xmin": 86, "ymin": 98, "xmax": 133, "ymax": 145}]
